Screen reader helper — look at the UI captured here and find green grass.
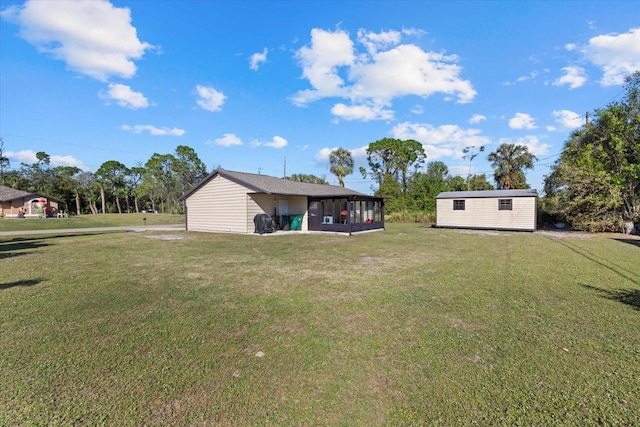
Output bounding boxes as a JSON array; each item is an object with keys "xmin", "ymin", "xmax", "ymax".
[
  {"xmin": 0, "ymin": 213, "xmax": 184, "ymax": 232},
  {"xmin": 1, "ymin": 224, "xmax": 639, "ymax": 425}
]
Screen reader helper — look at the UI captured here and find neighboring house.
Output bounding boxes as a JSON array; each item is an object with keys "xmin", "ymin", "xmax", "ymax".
[
  {"xmin": 0, "ymin": 185, "xmax": 61, "ymax": 218},
  {"xmin": 436, "ymin": 189, "xmax": 538, "ymax": 231},
  {"xmin": 180, "ymin": 169, "xmax": 385, "ymax": 234}
]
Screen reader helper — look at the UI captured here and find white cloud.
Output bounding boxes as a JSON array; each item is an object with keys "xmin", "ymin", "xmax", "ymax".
[
  {"xmin": 497, "ymin": 135, "xmax": 550, "ymax": 156},
  {"xmin": 253, "ymin": 136, "xmax": 288, "ymax": 149},
  {"xmin": 565, "ymin": 43, "xmax": 577, "ymax": 51},
  {"xmin": 552, "ymin": 110, "xmax": 583, "ymax": 130},
  {"xmin": 121, "ymin": 124, "xmax": 185, "ymax": 136},
  {"xmin": 410, "ymin": 104, "xmax": 424, "ymax": 115},
  {"xmin": 314, "ymin": 146, "xmax": 366, "ymax": 164},
  {"xmin": 504, "ymin": 71, "xmax": 539, "ymax": 86},
  {"xmin": 469, "ymin": 114, "xmax": 486, "ymax": 124},
  {"xmin": 553, "ymin": 66, "xmax": 587, "ymax": 89},
  {"xmin": 356, "ymin": 28, "xmax": 402, "ymax": 54},
  {"xmin": 1, "ymin": 0, "xmax": 153, "ymax": 81},
  {"xmin": 99, "ymin": 83, "xmax": 149, "ymax": 109},
  {"xmin": 196, "ymin": 85, "xmax": 226, "ymax": 111},
  {"xmin": 5, "ymin": 149, "xmax": 87, "ymax": 169},
  {"xmin": 249, "ymin": 48, "xmax": 268, "ymax": 71},
  {"xmin": 292, "ymin": 28, "xmax": 354, "ymax": 105},
  {"xmin": 211, "ymin": 133, "xmax": 242, "ymax": 147},
  {"xmin": 350, "ymin": 145, "xmax": 369, "ymax": 159},
  {"xmin": 582, "ymin": 27, "xmax": 640, "ymax": 86},
  {"xmin": 392, "ymin": 122, "xmax": 490, "ymax": 160},
  {"xmin": 314, "ymin": 147, "xmax": 333, "ymax": 163},
  {"xmin": 508, "ymin": 113, "xmax": 537, "ymax": 130},
  {"xmin": 292, "ymin": 28, "xmax": 476, "ymax": 120},
  {"xmin": 331, "ymin": 103, "xmax": 394, "ymax": 121}
]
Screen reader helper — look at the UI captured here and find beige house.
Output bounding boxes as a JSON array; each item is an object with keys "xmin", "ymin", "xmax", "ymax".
[
  {"xmin": 180, "ymin": 169, "xmax": 385, "ymax": 234},
  {"xmin": 436, "ymin": 189, "xmax": 538, "ymax": 231},
  {"xmin": 0, "ymin": 185, "xmax": 61, "ymax": 218}
]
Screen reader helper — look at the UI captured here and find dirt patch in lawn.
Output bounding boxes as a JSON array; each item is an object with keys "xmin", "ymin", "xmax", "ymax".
[
  {"xmin": 144, "ymin": 234, "xmax": 187, "ymax": 240},
  {"xmin": 535, "ymin": 230, "xmax": 593, "ymax": 239}
]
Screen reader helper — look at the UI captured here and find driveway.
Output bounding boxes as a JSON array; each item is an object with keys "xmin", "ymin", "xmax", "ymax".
[{"xmin": 0, "ymin": 224, "xmax": 186, "ymax": 237}]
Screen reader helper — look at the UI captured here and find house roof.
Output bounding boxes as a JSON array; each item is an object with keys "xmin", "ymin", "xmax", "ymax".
[
  {"xmin": 0, "ymin": 185, "xmax": 37, "ymax": 202},
  {"xmin": 0, "ymin": 185, "xmax": 60, "ymax": 202},
  {"xmin": 181, "ymin": 168, "xmax": 377, "ymax": 200},
  {"xmin": 436, "ymin": 189, "xmax": 538, "ymax": 199}
]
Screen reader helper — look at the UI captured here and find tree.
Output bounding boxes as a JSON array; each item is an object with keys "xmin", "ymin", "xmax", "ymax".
[
  {"xmin": 407, "ymin": 161, "xmax": 450, "ymax": 213},
  {"xmin": 96, "ymin": 160, "xmax": 129, "ymax": 213},
  {"xmin": 286, "ymin": 173, "xmax": 328, "ymax": 184},
  {"xmin": 50, "ymin": 166, "xmax": 82, "ymax": 214},
  {"xmin": 467, "ymin": 174, "xmax": 494, "ymax": 191},
  {"xmin": 487, "ymin": 143, "xmax": 536, "ymax": 189},
  {"xmin": 127, "ymin": 165, "xmax": 146, "ymax": 213},
  {"xmin": 365, "ymin": 138, "xmax": 426, "ymax": 194},
  {"xmin": 174, "ymin": 145, "xmax": 207, "ymax": 195},
  {"xmin": 329, "ymin": 148, "xmax": 354, "ymax": 187},
  {"xmin": 144, "ymin": 153, "xmax": 178, "ymax": 213},
  {"xmin": 0, "ymin": 137, "xmax": 9, "ymax": 178},
  {"xmin": 544, "ymin": 72, "xmax": 640, "ymax": 231},
  {"xmin": 462, "ymin": 145, "xmax": 485, "ymax": 190},
  {"xmin": 77, "ymin": 171, "xmax": 100, "ymax": 214}
]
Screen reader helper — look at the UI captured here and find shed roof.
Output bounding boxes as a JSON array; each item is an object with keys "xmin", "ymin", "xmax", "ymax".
[
  {"xmin": 436, "ymin": 189, "xmax": 538, "ymax": 199},
  {"xmin": 181, "ymin": 168, "xmax": 377, "ymax": 200}
]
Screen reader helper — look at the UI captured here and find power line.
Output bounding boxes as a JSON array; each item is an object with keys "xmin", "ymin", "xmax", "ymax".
[{"xmin": 3, "ymin": 133, "xmax": 147, "ymax": 156}]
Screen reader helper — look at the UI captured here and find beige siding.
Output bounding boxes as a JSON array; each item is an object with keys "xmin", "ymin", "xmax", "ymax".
[
  {"xmin": 185, "ymin": 175, "xmax": 251, "ymax": 233},
  {"xmin": 248, "ymin": 194, "xmax": 308, "ymax": 231},
  {"xmin": 185, "ymin": 176, "xmax": 311, "ymax": 233},
  {"xmin": 436, "ymin": 197, "xmax": 536, "ymax": 231}
]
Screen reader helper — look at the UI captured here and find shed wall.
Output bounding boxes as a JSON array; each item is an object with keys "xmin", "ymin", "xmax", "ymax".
[{"xmin": 436, "ymin": 196, "xmax": 537, "ymax": 231}]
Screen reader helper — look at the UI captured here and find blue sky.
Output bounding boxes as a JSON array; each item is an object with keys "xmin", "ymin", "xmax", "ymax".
[{"xmin": 1, "ymin": 0, "xmax": 639, "ymax": 195}]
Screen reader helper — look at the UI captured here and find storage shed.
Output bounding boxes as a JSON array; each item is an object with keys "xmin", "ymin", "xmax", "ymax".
[
  {"xmin": 435, "ymin": 189, "xmax": 538, "ymax": 231},
  {"xmin": 180, "ymin": 169, "xmax": 385, "ymax": 234}
]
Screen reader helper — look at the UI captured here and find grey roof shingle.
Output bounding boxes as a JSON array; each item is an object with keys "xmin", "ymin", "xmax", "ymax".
[
  {"xmin": 436, "ymin": 189, "xmax": 538, "ymax": 199},
  {"xmin": 0, "ymin": 185, "xmax": 37, "ymax": 202},
  {"xmin": 182, "ymin": 169, "xmax": 377, "ymax": 200}
]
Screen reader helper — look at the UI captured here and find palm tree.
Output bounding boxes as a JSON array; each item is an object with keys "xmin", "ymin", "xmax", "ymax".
[
  {"xmin": 487, "ymin": 143, "xmax": 537, "ymax": 190},
  {"xmin": 329, "ymin": 148, "xmax": 354, "ymax": 187}
]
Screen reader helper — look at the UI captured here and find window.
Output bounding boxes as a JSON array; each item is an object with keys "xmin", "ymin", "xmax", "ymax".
[
  {"xmin": 453, "ymin": 200, "xmax": 465, "ymax": 210},
  {"xmin": 499, "ymin": 199, "xmax": 512, "ymax": 211}
]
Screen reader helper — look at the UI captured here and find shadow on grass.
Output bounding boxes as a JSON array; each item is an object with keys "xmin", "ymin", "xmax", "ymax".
[
  {"xmin": 0, "ymin": 241, "xmax": 51, "ymax": 259},
  {"xmin": 0, "ymin": 278, "xmax": 45, "ymax": 290},
  {"xmin": 581, "ymin": 284, "xmax": 640, "ymax": 311},
  {"xmin": 548, "ymin": 238, "xmax": 639, "ymax": 287},
  {"xmin": 615, "ymin": 238, "xmax": 640, "ymax": 249},
  {"xmin": 0, "ymin": 233, "xmax": 104, "ymax": 260},
  {"xmin": 0, "ymin": 232, "xmax": 104, "ymax": 259}
]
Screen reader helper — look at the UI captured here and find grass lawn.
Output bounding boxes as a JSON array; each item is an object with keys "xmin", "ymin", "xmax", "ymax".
[
  {"xmin": 1, "ymin": 224, "xmax": 639, "ymax": 425},
  {"xmin": 0, "ymin": 213, "xmax": 184, "ymax": 232}
]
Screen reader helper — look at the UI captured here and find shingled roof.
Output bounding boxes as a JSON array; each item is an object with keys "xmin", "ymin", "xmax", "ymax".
[
  {"xmin": 0, "ymin": 185, "xmax": 61, "ymax": 202},
  {"xmin": 181, "ymin": 168, "xmax": 376, "ymax": 200},
  {"xmin": 436, "ymin": 189, "xmax": 538, "ymax": 199},
  {"xmin": 0, "ymin": 185, "xmax": 37, "ymax": 202}
]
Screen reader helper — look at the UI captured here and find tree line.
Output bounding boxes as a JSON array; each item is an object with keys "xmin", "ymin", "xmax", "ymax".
[
  {"xmin": 2, "ymin": 72, "xmax": 637, "ymax": 231},
  {"xmin": 0, "ymin": 145, "xmax": 208, "ymax": 215}
]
